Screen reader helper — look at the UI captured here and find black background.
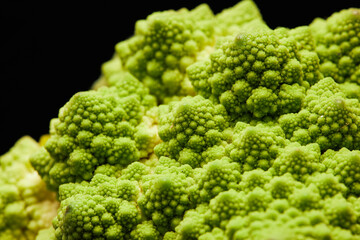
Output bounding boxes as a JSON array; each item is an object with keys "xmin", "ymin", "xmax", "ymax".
[{"xmin": 1, "ymin": 0, "xmax": 359, "ymax": 154}]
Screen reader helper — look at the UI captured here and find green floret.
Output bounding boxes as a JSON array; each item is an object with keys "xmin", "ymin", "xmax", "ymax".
[
  {"xmin": 322, "ymin": 148, "xmax": 360, "ymax": 197},
  {"xmin": 276, "ymin": 26, "xmax": 317, "ymax": 51},
  {"xmin": 225, "ymin": 207, "xmax": 358, "ymax": 240},
  {"xmin": 174, "ymin": 204, "xmax": 211, "ymax": 240},
  {"xmin": 227, "ymin": 122, "xmax": 288, "ymax": 172},
  {"xmin": 206, "ymin": 189, "xmax": 247, "ymax": 228},
  {"xmin": 108, "ymin": 72, "xmax": 158, "ymax": 110},
  {"xmin": 306, "ymin": 172, "xmax": 348, "ymax": 199},
  {"xmin": 244, "ymin": 187, "xmax": 273, "ymax": 213},
  {"xmin": 58, "ymin": 173, "xmax": 140, "ymax": 202},
  {"xmin": 93, "ymin": 164, "xmax": 122, "ymax": 178},
  {"xmin": 288, "ymin": 184, "xmax": 323, "ymax": 211},
  {"xmin": 153, "ymin": 157, "xmax": 193, "ymax": 178},
  {"xmin": 340, "ymin": 82, "xmax": 360, "ymax": 100},
  {"xmin": 138, "ymin": 169, "xmax": 194, "ymax": 234},
  {"xmin": 130, "ymin": 221, "xmax": 161, "ymax": 240},
  {"xmin": 214, "ymin": 0, "xmax": 267, "ymax": 36},
  {"xmin": 303, "ymin": 75, "xmax": 342, "ymax": 104},
  {"xmin": 277, "ymin": 83, "xmax": 307, "ymax": 114},
  {"xmin": 279, "ymin": 77, "xmax": 360, "ymax": 151},
  {"xmin": 188, "ymin": 26, "xmax": 322, "ymax": 121},
  {"xmin": 53, "ymin": 195, "xmax": 141, "ymax": 239},
  {"xmin": 119, "ymin": 161, "xmax": 151, "ymax": 182},
  {"xmin": 155, "ymin": 95, "xmax": 229, "ymax": 168},
  {"xmin": 270, "ymin": 142, "xmax": 324, "ymax": 182},
  {"xmin": 163, "ymin": 231, "xmax": 178, "ymax": 240},
  {"xmin": 198, "ymin": 227, "xmax": 227, "ymax": 240},
  {"xmin": 323, "ymin": 194, "xmax": 358, "ymax": 230},
  {"xmin": 239, "ymin": 169, "xmax": 272, "ymax": 193},
  {"xmin": 310, "ymin": 8, "xmax": 360, "ymax": 84},
  {"xmin": 264, "ymin": 173, "xmax": 304, "ymax": 199},
  {"xmin": 190, "ymin": 157, "xmax": 241, "ymax": 204},
  {"xmin": 53, "ymin": 174, "xmax": 142, "ymax": 239},
  {"xmin": 35, "ymin": 227, "xmax": 56, "ymax": 240},
  {"xmin": 0, "ymin": 137, "xmax": 59, "ymax": 240},
  {"xmin": 245, "ymin": 87, "xmax": 279, "ymax": 118},
  {"xmin": 114, "ymin": 4, "xmax": 215, "ymax": 101},
  {"xmin": 105, "ymin": 0, "xmax": 266, "ymax": 102},
  {"xmin": 30, "ymin": 77, "xmax": 160, "ymax": 191}
]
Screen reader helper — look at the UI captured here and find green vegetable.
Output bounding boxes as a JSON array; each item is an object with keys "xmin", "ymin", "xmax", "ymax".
[
  {"xmin": 155, "ymin": 95, "xmax": 229, "ymax": 168},
  {"xmin": 112, "ymin": 0, "xmax": 266, "ymax": 103},
  {"xmin": 188, "ymin": 26, "xmax": 322, "ymax": 120},
  {"xmin": 279, "ymin": 77, "xmax": 360, "ymax": 151},
  {"xmin": 310, "ymin": 8, "xmax": 360, "ymax": 84},
  {"xmin": 2, "ymin": 1, "xmax": 360, "ymax": 239},
  {"xmin": 0, "ymin": 137, "xmax": 58, "ymax": 240},
  {"xmin": 30, "ymin": 73, "xmax": 159, "ymax": 191}
]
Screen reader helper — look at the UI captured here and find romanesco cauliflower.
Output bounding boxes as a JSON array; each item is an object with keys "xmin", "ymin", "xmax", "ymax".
[
  {"xmin": 0, "ymin": 137, "xmax": 58, "ymax": 240},
  {"xmin": 2, "ymin": 1, "xmax": 360, "ymax": 239}
]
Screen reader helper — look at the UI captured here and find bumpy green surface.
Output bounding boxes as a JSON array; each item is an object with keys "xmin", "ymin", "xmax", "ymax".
[
  {"xmin": 103, "ymin": 0, "xmax": 265, "ymax": 103},
  {"xmin": 310, "ymin": 8, "xmax": 360, "ymax": 84},
  {"xmin": 30, "ymin": 73, "xmax": 159, "ymax": 191},
  {"xmin": 155, "ymin": 95, "xmax": 229, "ymax": 168},
  {"xmin": 279, "ymin": 77, "xmax": 360, "ymax": 151},
  {"xmin": 0, "ymin": 137, "xmax": 58, "ymax": 240},
  {"xmin": 5, "ymin": 1, "xmax": 360, "ymax": 240},
  {"xmin": 188, "ymin": 26, "xmax": 322, "ymax": 120}
]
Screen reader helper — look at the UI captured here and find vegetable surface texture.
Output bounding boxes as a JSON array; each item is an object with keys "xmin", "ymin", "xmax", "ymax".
[{"xmin": 2, "ymin": 0, "xmax": 360, "ymax": 239}]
